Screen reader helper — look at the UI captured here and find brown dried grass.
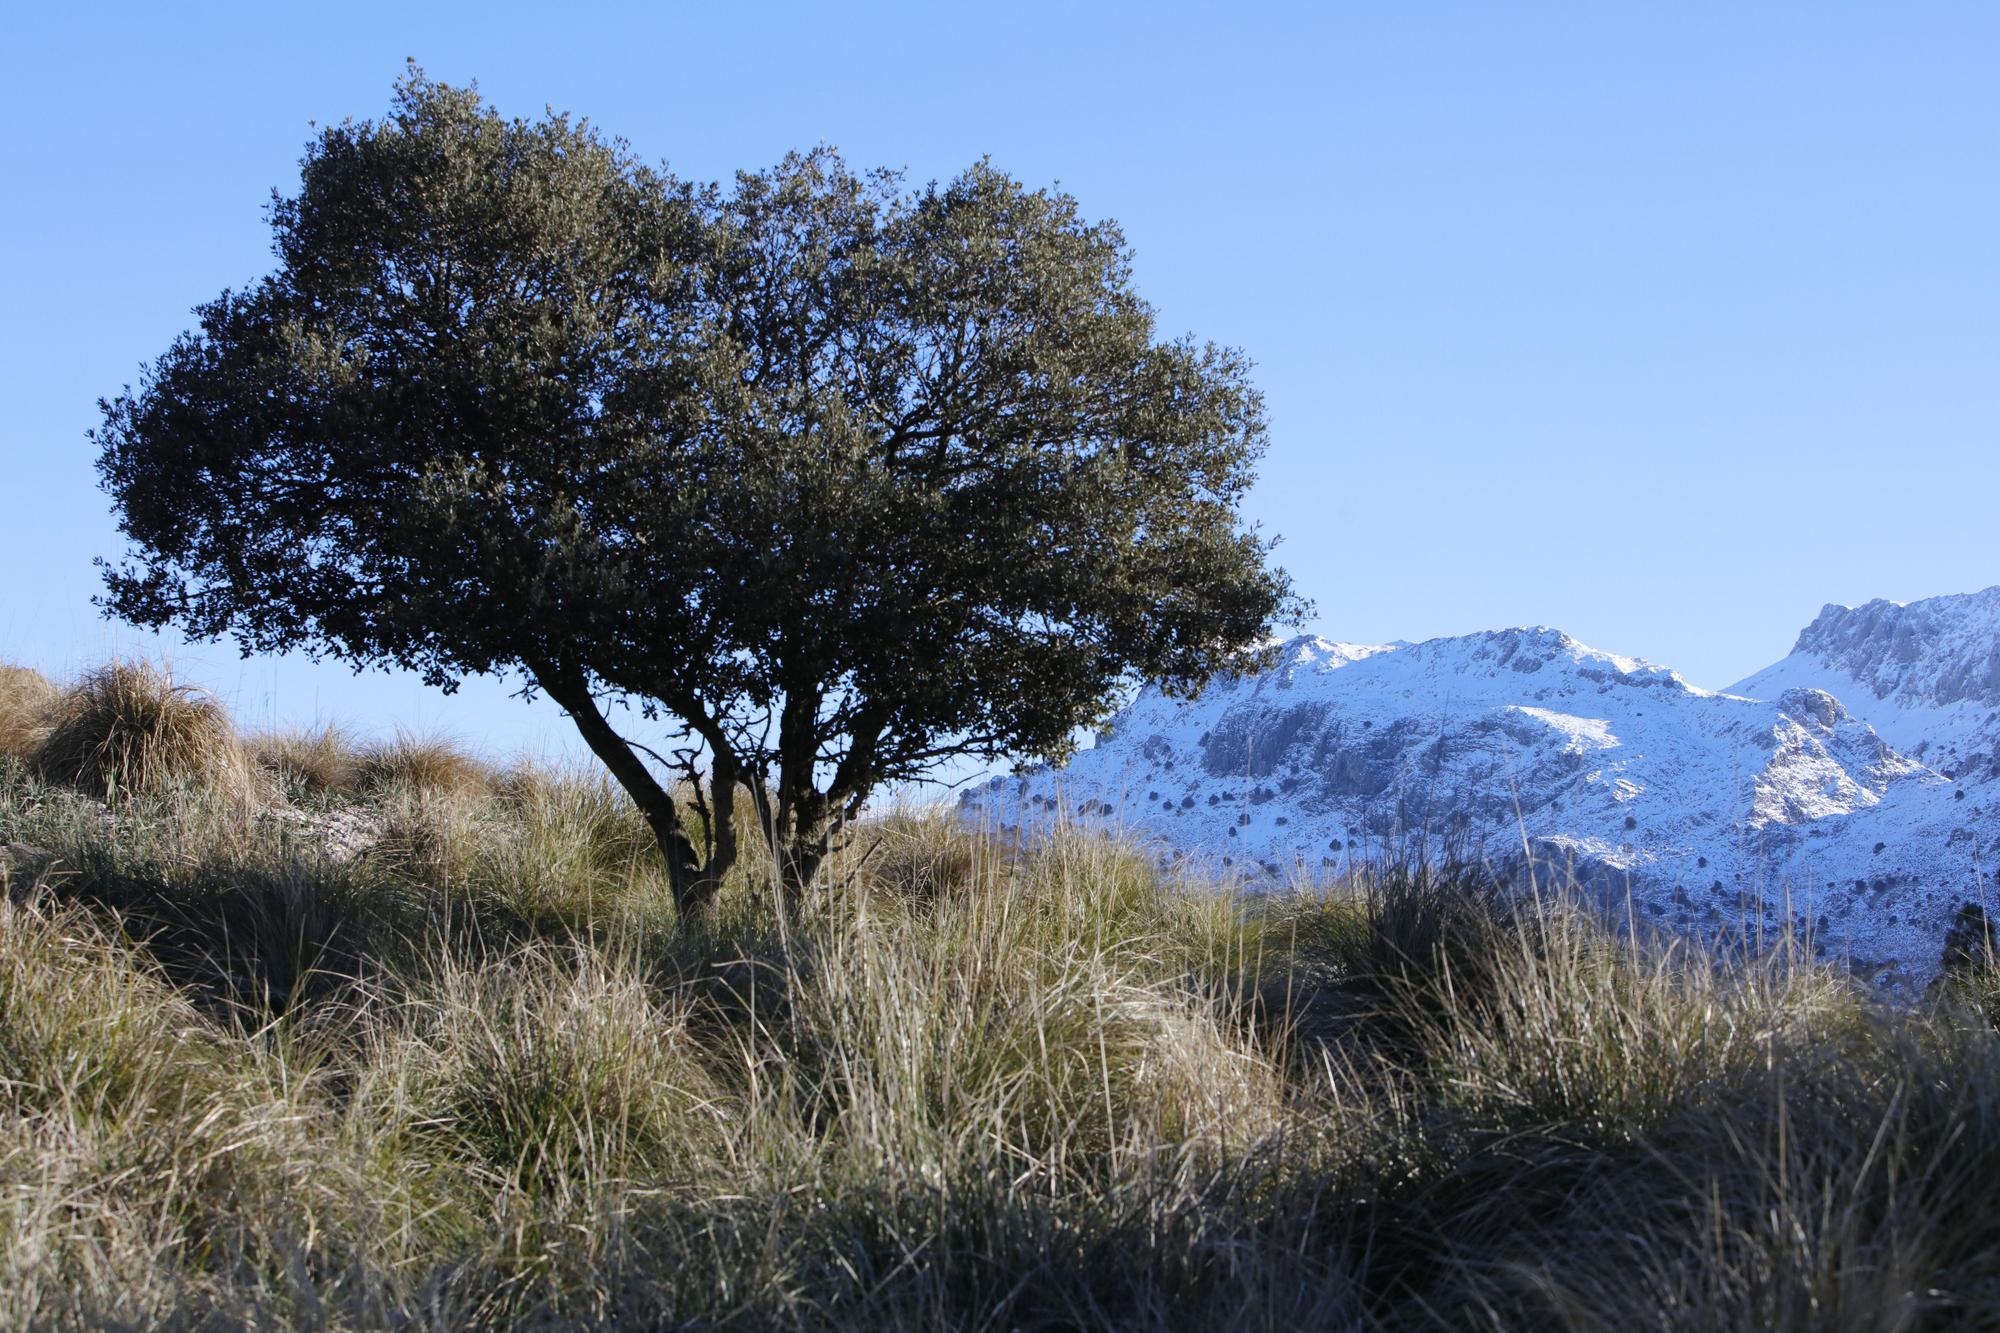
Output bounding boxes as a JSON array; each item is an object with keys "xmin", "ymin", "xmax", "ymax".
[
  {"xmin": 249, "ymin": 723, "xmax": 363, "ymax": 798},
  {"xmin": 357, "ymin": 729, "xmax": 495, "ymax": 797},
  {"xmin": 31, "ymin": 661, "xmax": 250, "ymax": 800},
  {"xmin": 0, "ymin": 662, "xmax": 61, "ymax": 761}
]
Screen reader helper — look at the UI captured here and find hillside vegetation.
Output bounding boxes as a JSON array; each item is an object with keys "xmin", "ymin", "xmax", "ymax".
[{"xmin": 3, "ymin": 661, "xmax": 1999, "ymax": 1330}]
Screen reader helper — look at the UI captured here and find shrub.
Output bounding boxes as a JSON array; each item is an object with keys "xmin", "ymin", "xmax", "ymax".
[
  {"xmin": 479, "ymin": 767, "xmax": 669, "ymax": 924},
  {"xmin": 769, "ymin": 835, "xmax": 1285, "ymax": 1184},
  {"xmin": 30, "ymin": 662, "xmax": 248, "ymax": 800},
  {"xmin": 362, "ymin": 781, "xmax": 492, "ymax": 893},
  {"xmin": 1935, "ymin": 902, "xmax": 2000, "ymax": 1027}
]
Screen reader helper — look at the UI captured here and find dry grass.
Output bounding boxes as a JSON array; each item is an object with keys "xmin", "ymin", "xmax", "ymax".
[
  {"xmin": 249, "ymin": 722, "xmax": 362, "ymax": 799},
  {"xmin": 29, "ymin": 661, "xmax": 250, "ymax": 801},
  {"xmin": 357, "ymin": 729, "xmax": 495, "ymax": 797},
  {"xmin": 0, "ymin": 664, "xmax": 59, "ymax": 762},
  {"xmin": 849, "ymin": 805, "xmax": 994, "ymax": 904},
  {"xmin": 5, "ymin": 678, "xmax": 2000, "ymax": 1328}
]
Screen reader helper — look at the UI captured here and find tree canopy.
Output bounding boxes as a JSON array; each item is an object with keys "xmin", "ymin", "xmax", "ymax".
[{"xmin": 96, "ymin": 72, "xmax": 1300, "ymax": 911}]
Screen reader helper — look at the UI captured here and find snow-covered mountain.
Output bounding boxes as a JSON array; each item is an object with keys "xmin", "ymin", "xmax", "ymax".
[
  {"xmin": 1731, "ymin": 588, "xmax": 2000, "ymax": 788},
  {"xmin": 963, "ymin": 588, "xmax": 2000, "ymax": 986}
]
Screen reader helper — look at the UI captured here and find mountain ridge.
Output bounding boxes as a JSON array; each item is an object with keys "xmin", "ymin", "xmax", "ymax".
[{"xmin": 965, "ymin": 587, "xmax": 2000, "ymax": 986}]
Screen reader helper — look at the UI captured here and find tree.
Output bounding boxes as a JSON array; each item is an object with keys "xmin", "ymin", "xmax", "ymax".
[{"xmin": 95, "ymin": 72, "xmax": 1300, "ymax": 914}]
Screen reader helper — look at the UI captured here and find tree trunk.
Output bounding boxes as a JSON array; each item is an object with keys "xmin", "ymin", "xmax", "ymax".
[
  {"xmin": 529, "ymin": 659, "xmax": 732, "ymax": 918},
  {"xmin": 770, "ymin": 789, "xmax": 843, "ymax": 900},
  {"xmin": 765, "ymin": 702, "xmax": 889, "ymax": 900},
  {"xmin": 705, "ymin": 748, "xmax": 741, "ymax": 901}
]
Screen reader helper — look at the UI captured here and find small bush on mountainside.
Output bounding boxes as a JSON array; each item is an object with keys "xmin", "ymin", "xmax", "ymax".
[{"xmin": 1935, "ymin": 900, "xmax": 2000, "ymax": 1027}]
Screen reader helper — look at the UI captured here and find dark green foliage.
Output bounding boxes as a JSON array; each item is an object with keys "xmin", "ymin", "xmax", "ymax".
[
  {"xmin": 94, "ymin": 70, "xmax": 1297, "ymax": 912},
  {"xmin": 1935, "ymin": 900, "xmax": 2000, "ymax": 1025},
  {"xmin": 1940, "ymin": 900, "xmax": 1996, "ymax": 975}
]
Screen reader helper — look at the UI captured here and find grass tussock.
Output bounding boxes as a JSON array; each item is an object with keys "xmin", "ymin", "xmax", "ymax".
[
  {"xmin": 29, "ymin": 661, "xmax": 250, "ymax": 801},
  {"xmin": 249, "ymin": 722, "xmax": 362, "ymax": 799},
  {"xmin": 358, "ymin": 729, "xmax": 495, "ymax": 798},
  {"xmin": 0, "ymin": 663, "xmax": 61, "ymax": 763},
  {"xmin": 6, "ymin": 680, "xmax": 2000, "ymax": 1328}
]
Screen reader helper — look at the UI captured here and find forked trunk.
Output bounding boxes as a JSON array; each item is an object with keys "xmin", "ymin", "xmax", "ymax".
[{"xmin": 530, "ymin": 659, "xmax": 734, "ymax": 919}]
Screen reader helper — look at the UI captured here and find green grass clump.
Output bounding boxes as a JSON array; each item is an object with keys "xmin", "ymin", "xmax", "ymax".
[
  {"xmin": 393, "ymin": 950, "xmax": 730, "ymax": 1206},
  {"xmin": 6, "ymin": 675, "xmax": 2000, "ymax": 1328}
]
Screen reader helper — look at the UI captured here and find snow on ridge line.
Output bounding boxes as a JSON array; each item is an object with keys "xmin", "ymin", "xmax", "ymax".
[
  {"xmin": 966, "ymin": 594, "xmax": 2000, "ymax": 989},
  {"xmin": 1730, "ymin": 584, "xmax": 2000, "ymax": 783}
]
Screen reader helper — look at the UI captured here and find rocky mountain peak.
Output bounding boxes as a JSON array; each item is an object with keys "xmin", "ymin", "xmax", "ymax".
[
  {"xmin": 968, "ymin": 588, "xmax": 2000, "ymax": 988},
  {"xmin": 1790, "ymin": 586, "xmax": 2000, "ymax": 709},
  {"xmin": 1776, "ymin": 686, "xmax": 1846, "ymax": 730}
]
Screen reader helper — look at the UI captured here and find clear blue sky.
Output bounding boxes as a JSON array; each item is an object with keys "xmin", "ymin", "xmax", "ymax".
[{"xmin": 4, "ymin": 3, "xmax": 1996, "ymax": 762}]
